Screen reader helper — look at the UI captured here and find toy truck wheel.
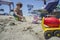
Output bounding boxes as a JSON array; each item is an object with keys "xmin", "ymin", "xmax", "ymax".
[
  {"xmin": 54, "ymin": 30, "xmax": 60, "ymax": 37},
  {"xmin": 44, "ymin": 31, "xmax": 53, "ymax": 39}
]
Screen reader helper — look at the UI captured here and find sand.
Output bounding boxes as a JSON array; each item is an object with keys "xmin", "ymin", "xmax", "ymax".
[{"xmin": 0, "ymin": 15, "xmax": 60, "ymax": 40}]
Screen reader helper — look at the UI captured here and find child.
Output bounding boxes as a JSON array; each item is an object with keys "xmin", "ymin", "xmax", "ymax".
[{"xmin": 14, "ymin": 2, "xmax": 24, "ymax": 21}]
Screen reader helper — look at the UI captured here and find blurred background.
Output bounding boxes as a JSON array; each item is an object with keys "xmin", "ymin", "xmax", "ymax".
[{"xmin": 0, "ymin": 0, "xmax": 60, "ymax": 16}]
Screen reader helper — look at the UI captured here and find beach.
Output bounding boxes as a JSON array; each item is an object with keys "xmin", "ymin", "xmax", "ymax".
[{"xmin": 0, "ymin": 16, "xmax": 60, "ymax": 40}]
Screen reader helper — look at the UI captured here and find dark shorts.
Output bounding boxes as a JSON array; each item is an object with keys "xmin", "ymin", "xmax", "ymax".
[
  {"xmin": 13, "ymin": 14, "xmax": 19, "ymax": 20},
  {"xmin": 45, "ymin": 1, "xmax": 58, "ymax": 13}
]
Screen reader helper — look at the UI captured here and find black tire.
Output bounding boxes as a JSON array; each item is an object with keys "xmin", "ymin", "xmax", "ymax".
[
  {"xmin": 54, "ymin": 30, "xmax": 60, "ymax": 37},
  {"xmin": 44, "ymin": 31, "xmax": 53, "ymax": 39}
]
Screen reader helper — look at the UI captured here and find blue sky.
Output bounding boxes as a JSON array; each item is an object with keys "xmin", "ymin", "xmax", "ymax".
[{"xmin": 0, "ymin": 0, "xmax": 60, "ymax": 16}]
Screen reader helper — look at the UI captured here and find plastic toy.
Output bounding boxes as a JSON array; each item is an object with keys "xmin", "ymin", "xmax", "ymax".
[
  {"xmin": 41, "ymin": 15, "xmax": 60, "ymax": 39},
  {"xmin": 32, "ymin": 15, "xmax": 39, "ymax": 24},
  {"xmin": 41, "ymin": 0, "xmax": 60, "ymax": 39}
]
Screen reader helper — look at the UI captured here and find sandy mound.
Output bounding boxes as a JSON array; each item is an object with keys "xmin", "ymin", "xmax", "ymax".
[{"xmin": 0, "ymin": 16, "xmax": 44, "ymax": 40}]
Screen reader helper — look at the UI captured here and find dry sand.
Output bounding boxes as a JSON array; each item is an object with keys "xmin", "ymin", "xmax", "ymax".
[{"xmin": 0, "ymin": 16, "xmax": 60, "ymax": 40}]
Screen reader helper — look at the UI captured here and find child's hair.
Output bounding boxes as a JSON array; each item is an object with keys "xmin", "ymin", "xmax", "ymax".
[{"xmin": 16, "ymin": 2, "xmax": 23, "ymax": 8}]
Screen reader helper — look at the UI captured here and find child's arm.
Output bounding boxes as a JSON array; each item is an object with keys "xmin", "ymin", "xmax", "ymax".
[{"xmin": 14, "ymin": 9, "xmax": 23, "ymax": 18}]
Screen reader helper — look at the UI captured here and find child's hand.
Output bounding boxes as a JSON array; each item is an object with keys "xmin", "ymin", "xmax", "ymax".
[{"xmin": 19, "ymin": 16, "xmax": 22, "ymax": 19}]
